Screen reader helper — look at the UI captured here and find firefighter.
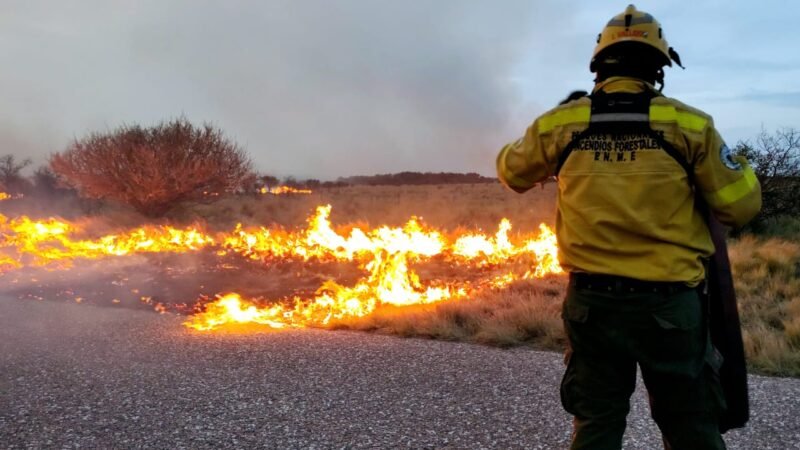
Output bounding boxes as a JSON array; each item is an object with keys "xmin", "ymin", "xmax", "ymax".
[{"xmin": 496, "ymin": 5, "xmax": 761, "ymax": 450}]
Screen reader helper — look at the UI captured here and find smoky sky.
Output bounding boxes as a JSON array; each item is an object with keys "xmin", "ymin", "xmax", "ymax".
[
  {"xmin": 1, "ymin": 1, "xmax": 799, "ymax": 179},
  {"xmin": 0, "ymin": 0, "xmax": 546, "ymax": 178}
]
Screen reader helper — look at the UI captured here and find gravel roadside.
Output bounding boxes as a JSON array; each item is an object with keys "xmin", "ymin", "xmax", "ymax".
[{"xmin": 1, "ymin": 298, "xmax": 798, "ymax": 449}]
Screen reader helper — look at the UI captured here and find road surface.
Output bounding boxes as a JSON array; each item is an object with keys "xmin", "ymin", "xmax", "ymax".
[{"xmin": 1, "ymin": 298, "xmax": 798, "ymax": 449}]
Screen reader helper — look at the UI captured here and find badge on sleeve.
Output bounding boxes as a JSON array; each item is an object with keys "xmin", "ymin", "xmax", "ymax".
[{"xmin": 720, "ymin": 143, "xmax": 742, "ymax": 170}]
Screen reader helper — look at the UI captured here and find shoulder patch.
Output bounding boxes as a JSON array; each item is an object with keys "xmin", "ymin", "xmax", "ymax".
[{"xmin": 720, "ymin": 143, "xmax": 742, "ymax": 170}]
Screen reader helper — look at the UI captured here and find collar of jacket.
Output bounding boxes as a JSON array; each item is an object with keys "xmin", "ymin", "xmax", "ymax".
[{"xmin": 592, "ymin": 76, "xmax": 658, "ymax": 94}]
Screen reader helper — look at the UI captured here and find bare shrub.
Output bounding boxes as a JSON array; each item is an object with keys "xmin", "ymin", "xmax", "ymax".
[
  {"xmin": 0, "ymin": 154, "xmax": 32, "ymax": 193},
  {"xmin": 50, "ymin": 118, "xmax": 255, "ymax": 217},
  {"xmin": 735, "ymin": 128, "xmax": 800, "ymax": 231}
]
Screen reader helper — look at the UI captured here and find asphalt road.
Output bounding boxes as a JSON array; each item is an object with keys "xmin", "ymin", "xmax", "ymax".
[{"xmin": 1, "ymin": 298, "xmax": 799, "ymax": 449}]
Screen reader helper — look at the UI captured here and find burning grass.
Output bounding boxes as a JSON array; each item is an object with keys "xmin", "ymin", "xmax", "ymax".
[
  {"xmin": 0, "ymin": 190, "xmax": 563, "ymax": 332},
  {"xmin": 260, "ymin": 185, "xmax": 313, "ymax": 195},
  {"xmin": 330, "ymin": 275, "xmax": 567, "ymax": 349},
  {"xmin": 1, "ymin": 183, "xmax": 798, "ymax": 377}
]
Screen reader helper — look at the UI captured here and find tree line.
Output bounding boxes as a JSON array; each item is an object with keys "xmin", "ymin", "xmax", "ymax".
[{"xmin": 335, "ymin": 172, "xmax": 496, "ymax": 186}]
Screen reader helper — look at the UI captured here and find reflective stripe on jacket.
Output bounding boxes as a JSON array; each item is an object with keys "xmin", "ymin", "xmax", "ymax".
[{"xmin": 496, "ymin": 77, "xmax": 762, "ymax": 284}]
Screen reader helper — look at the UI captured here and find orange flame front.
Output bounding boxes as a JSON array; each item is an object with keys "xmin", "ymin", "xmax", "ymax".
[
  {"xmin": 0, "ymin": 214, "xmax": 213, "ymax": 267},
  {"xmin": 0, "ymin": 205, "xmax": 562, "ymax": 331},
  {"xmin": 260, "ymin": 186, "xmax": 313, "ymax": 195}
]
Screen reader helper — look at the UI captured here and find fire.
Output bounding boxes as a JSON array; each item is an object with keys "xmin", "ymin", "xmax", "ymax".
[
  {"xmin": 0, "ymin": 214, "xmax": 214, "ymax": 267},
  {"xmin": 261, "ymin": 186, "xmax": 313, "ymax": 195},
  {"xmin": 452, "ymin": 219, "xmax": 514, "ymax": 261},
  {"xmin": 188, "ymin": 206, "xmax": 563, "ymax": 331},
  {"xmin": 0, "ymin": 192, "xmax": 23, "ymax": 201},
  {"xmin": 188, "ymin": 294, "xmax": 292, "ymax": 329},
  {"xmin": 184, "ymin": 250, "xmax": 467, "ymax": 331},
  {"xmin": 524, "ymin": 224, "xmax": 562, "ymax": 277},
  {"xmin": 0, "ymin": 205, "xmax": 563, "ymax": 331}
]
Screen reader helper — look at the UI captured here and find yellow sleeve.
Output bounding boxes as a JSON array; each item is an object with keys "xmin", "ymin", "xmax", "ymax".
[
  {"xmin": 496, "ymin": 120, "xmax": 554, "ymax": 193},
  {"xmin": 692, "ymin": 123, "xmax": 762, "ymax": 228}
]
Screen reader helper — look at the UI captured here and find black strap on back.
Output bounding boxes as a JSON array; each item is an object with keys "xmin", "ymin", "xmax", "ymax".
[{"xmin": 555, "ymin": 89, "xmax": 693, "ymax": 180}]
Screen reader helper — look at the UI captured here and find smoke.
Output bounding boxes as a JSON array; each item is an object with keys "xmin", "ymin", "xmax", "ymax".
[{"xmin": 0, "ymin": 0, "xmax": 560, "ymax": 178}]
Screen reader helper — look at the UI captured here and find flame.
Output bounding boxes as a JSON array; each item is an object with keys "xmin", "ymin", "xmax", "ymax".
[
  {"xmin": 184, "ymin": 249, "xmax": 468, "ymax": 331},
  {"xmin": 186, "ymin": 206, "xmax": 562, "ymax": 331},
  {"xmin": 0, "ymin": 214, "xmax": 214, "ymax": 267},
  {"xmin": 452, "ymin": 218, "xmax": 514, "ymax": 261},
  {"xmin": 0, "ymin": 192, "xmax": 23, "ymax": 201},
  {"xmin": 524, "ymin": 223, "xmax": 563, "ymax": 277},
  {"xmin": 0, "ymin": 205, "xmax": 563, "ymax": 331},
  {"xmin": 262, "ymin": 186, "xmax": 313, "ymax": 195}
]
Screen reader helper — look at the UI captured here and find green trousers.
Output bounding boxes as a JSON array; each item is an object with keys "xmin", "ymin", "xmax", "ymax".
[{"xmin": 560, "ymin": 283, "xmax": 727, "ymax": 450}]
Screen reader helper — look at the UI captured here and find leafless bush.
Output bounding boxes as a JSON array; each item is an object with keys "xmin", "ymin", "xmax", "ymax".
[
  {"xmin": 0, "ymin": 154, "xmax": 32, "ymax": 193},
  {"xmin": 30, "ymin": 166, "xmax": 63, "ymax": 196},
  {"xmin": 260, "ymin": 174, "xmax": 280, "ymax": 188},
  {"xmin": 735, "ymin": 128, "xmax": 800, "ymax": 229},
  {"xmin": 50, "ymin": 118, "xmax": 255, "ymax": 217}
]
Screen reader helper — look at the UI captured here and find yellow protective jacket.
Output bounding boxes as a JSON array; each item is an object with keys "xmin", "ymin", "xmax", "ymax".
[{"xmin": 497, "ymin": 77, "xmax": 761, "ymax": 284}]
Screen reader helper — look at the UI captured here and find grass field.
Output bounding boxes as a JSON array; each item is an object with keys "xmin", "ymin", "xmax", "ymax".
[
  {"xmin": 6, "ymin": 183, "xmax": 799, "ymax": 376},
  {"xmin": 333, "ymin": 236, "xmax": 800, "ymax": 377},
  {"xmin": 169, "ymin": 183, "xmax": 800, "ymax": 376},
  {"xmin": 174, "ymin": 183, "xmax": 558, "ymax": 232}
]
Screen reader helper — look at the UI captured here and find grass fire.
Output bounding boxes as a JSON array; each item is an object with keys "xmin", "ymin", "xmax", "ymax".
[
  {"xmin": 2, "ymin": 4, "xmax": 800, "ymax": 448},
  {"xmin": 1, "ymin": 180, "xmax": 798, "ymax": 377},
  {"xmin": 2, "ymin": 177, "xmax": 799, "ymax": 377},
  {"xmin": 0, "ymin": 199, "xmax": 561, "ymax": 332},
  {"xmin": 260, "ymin": 186, "xmax": 314, "ymax": 195}
]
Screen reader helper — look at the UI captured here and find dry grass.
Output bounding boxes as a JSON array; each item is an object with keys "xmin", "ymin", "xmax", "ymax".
[
  {"xmin": 729, "ymin": 237, "xmax": 800, "ymax": 376},
  {"xmin": 329, "ymin": 234, "xmax": 800, "ymax": 377},
  {"xmin": 331, "ymin": 276, "xmax": 567, "ymax": 350},
  {"xmin": 169, "ymin": 183, "xmax": 558, "ymax": 232},
  {"xmin": 183, "ymin": 183, "xmax": 569, "ymax": 349},
  {"xmin": 31, "ymin": 182, "xmax": 800, "ymax": 377},
  {"xmin": 178, "ymin": 183, "xmax": 798, "ymax": 377}
]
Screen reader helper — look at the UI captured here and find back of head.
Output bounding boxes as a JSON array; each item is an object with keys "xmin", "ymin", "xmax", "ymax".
[
  {"xmin": 590, "ymin": 4, "xmax": 683, "ymax": 89},
  {"xmin": 594, "ymin": 42, "xmax": 666, "ymax": 85}
]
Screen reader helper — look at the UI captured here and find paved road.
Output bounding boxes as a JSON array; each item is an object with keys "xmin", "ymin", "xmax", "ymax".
[{"xmin": 1, "ymin": 299, "xmax": 799, "ymax": 449}]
